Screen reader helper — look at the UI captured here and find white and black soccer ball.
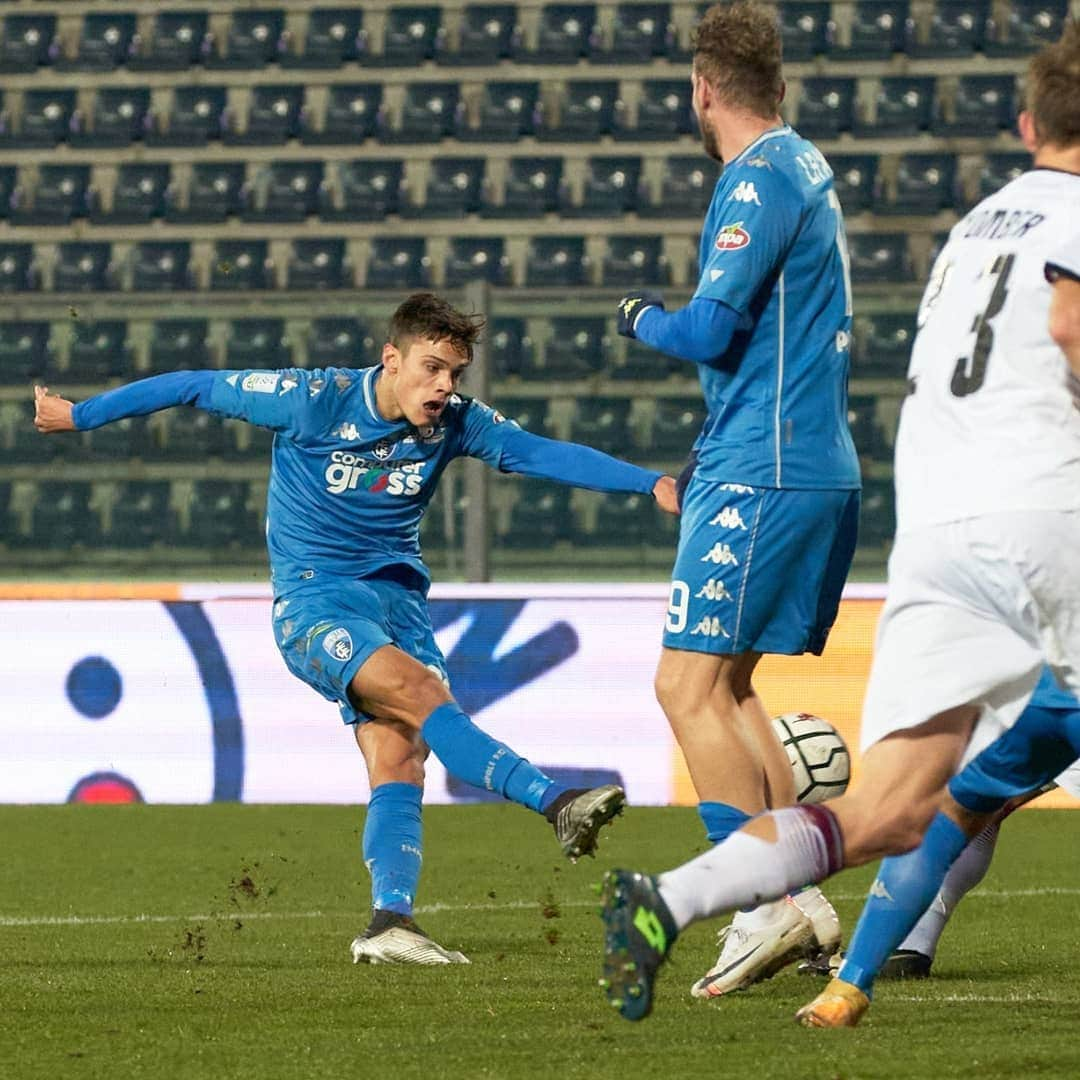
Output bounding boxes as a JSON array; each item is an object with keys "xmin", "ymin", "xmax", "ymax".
[{"xmin": 770, "ymin": 712, "xmax": 851, "ymax": 805}]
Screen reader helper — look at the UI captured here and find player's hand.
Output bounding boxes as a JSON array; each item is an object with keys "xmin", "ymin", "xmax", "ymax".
[
  {"xmin": 33, "ymin": 385, "xmax": 76, "ymax": 434},
  {"xmin": 651, "ymin": 475, "xmax": 679, "ymax": 515},
  {"xmin": 616, "ymin": 291, "xmax": 664, "ymax": 339}
]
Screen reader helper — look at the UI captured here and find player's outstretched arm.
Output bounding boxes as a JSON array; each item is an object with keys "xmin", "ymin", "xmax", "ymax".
[
  {"xmin": 615, "ymin": 294, "xmax": 742, "ymax": 366},
  {"xmin": 33, "ymin": 385, "xmax": 76, "ymax": 433},
  {"xmin": 1049, "ymin": 275, "xmax": 1080, "ymax": 380}
]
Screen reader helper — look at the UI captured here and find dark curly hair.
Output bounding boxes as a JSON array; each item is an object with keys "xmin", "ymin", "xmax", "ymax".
[
  {"xmin": 388, "ymin": 292, "xmax": 486, "ymax": 361},
  {"xmin": 693, "ymin": 2, "xmax": 784, "ymax": 119},
  {"xmin": 1027, "ymin": 19, "xmax": 1080, "ymax": 149}
]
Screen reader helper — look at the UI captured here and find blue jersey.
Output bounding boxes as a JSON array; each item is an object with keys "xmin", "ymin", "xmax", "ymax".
[
  {"xmin": 1031, "ymin": 665, "xmax": 1080, "ymax": 712},
  {"xmin": 692, "ymin": 126, "xmax": 860, "ymax": 491}
]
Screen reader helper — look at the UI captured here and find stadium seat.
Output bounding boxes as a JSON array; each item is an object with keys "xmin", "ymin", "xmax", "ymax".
[
  {"xmin": 128, "ymin": 11, "xmax": 211, "ymax": 70},
  {"xmin": 611, "ymin": 340, "xmax": 679, "ymax": 380},
  {"xmin": 229, "ymin": 421, "xmax": 274, "ymax": 460},
  {"xmin": 150, "ymin": 86, "xmax": 227, "ymax": 146},
  {"xmin": 858, "ymin": 477, "xmax": 895, "ymax": 548},
  {"xmin": 10, "ymin": 164, "xmax": 91, "ymax": 225},
  {"xmin": 640, "ymin": 155, "xmax": 719, "ymax": 218},
  {"xmin": 832, "ymin": 0, "xmax": 909, "ymax": 59},
  {"xmin": 616, "ymin": 79, "xmax": 693, "ymax": 140},
  {"xmin": 152, "ymin": 410, "xmax": 227, "ymax": 461},
  {"xmin": 436, "ymin": 4, "xmax": 519, "ymax": 65},
  {"xmin": 935, "ymin": 74, "xmax": 1016, "ymax": 137},
  {"xmin": 66, "ymin": 320, "xmax": 130, "ymax": 382},
  {"xmin": 973, "ymin": 152, "xmax": 1029, "ymax": 204},
  {"xmin": 0, "ymin": 244, "xmax": 40, "ymax": 292},
  {"xmin": 847, "ymin": 395, "xmax": 891, "ymax": 463},
  {"xmin": 985, "ymin": 0, "xmax": 1068, "ymax": 56},
  {"xmin": 243, "ymin": 160, "xmax": 323, "ymax": 222},
  {"xmin": 601, "ymin": 3, "xmax": 672, "ymax": 63},
  {"xmin": 320, "ymin": 159, "xmax": 405, "ymax": 220},
  {"xmin": 70, "ymin": 86, "xmax": 151, "ymax": 148},
  {"xmin": 97, "ymin": 163, "xmax": 170, "ymax": 224},
  {"xmin": 486, "ymin": 317, "xmax": 534, "ymax": 378},
  {"xmin": 527, "ymin": 4, "xmax": 598, "ymax": 63},
  {"xmin": 565, "ymin": 156, "xmax": 642, "ymax": 217},
  {"xmin": 0, "ymin": 15, "xmax": 59, "ymax": 73},
  {"xmin": 602, "ymin": 235, "xmax": 670, "ymax": 288},
  {"xmin": 493, "ymin": 396, "xmax": 556, "ymax": 437},
  {"xmin": 227, "ymin": 85, "xmax": 304, "ymax": 145},
  {"xmin": 130, "ymin": 241, "xmax": 193, "ymax": 292},
  {"xmin": 795, "ymin": 78, "xmax": 855, "ymax": 139},
  {"xmin": 525, "ymin": 236, "xmax": 589, "ymax": 287},
  {"xmin": 858, "ymin": 77, "xmax": 935, "ymax": 137},
  {"xmin": 83, "ymin": 415, "xmax": 149, "ymax": 459},
  {"xmin": 382, "ymin": 82, "xmax": 460, "ymax": 143},
  {"xmin": 148, "ymin": 319, "xmax": 212, "ymax": 374},
  {"xmin": 528, "ymin": 317, "xmax": 607, "ymax": 380},
  {"xmin": 852, "ymin": 311, "xmax": 916, "ymax": 378},
  {"xmin": 10, "ymin": 401, "xmax": 58, "ymax": 463},
  {"xmin": 167, "ymin": 161, "xmax": 246, "ymax": 223},
  {"xmin": 374, "ymin": 6, "xmax": 442, "ymax": 66},
  {"xmin": 186, "ymin": 481, "xmax": 262, "ymax": 547},
  {"xmin": 443, "ymin": 238, "xmax": 511, "ymax": 287},
  {"xmin": 829, "ymin": 154, "xmax": 878, "ymax": 214},
  {"xmin": 586, "ymin": 491, "xmax": 675, "ymax": 547},
  {"xmin": 7, "ymin": 89, "xmax": 76, "ymax": 148},
  {"xmin": 0, "ymin": 166, "xmax": 14, "ymax": 218},
  {"xmin": 877, "ymin": 153, "xmax": 957, "ymax": 215},
  {"xmin": 307, "ymin": 317, "xmax": 373, "ymax": 367},
  {"xmin": 778, "ymin": 2, "xmax": 831, "ymax": 60},
  {"xmin": 283, "ymin": 8, "xmax": 365, "ymax": 68},
  {"xmin": 649, "ymin": 397, "xmax": 706, "ymax": 457},
  {"xmin": 108, "ymin": 482, "xmax": 175, "ymax": 548},
  {"xmin": 847, "ymin": 233, "xmax": 914, "ymax": 284},
  {"xmin": 481, "ymin": 156, "xmax": 562, "ymax": 218},
  {"xmin": 570, "ymin": 397, "xmax": 633, "ymax": 454},
  {"xmin": 0, "ymin": 481, "xmax": 13, "ymax": 546},
  {"xmin": 403, "ymin": 158, "xmax": 485, "ymax": 218},
  {"xmin": 301, "ymin": 84, "xmax": 383, "ymax": 144},
  {"xmin": 205, "ymin": 9, "xmax": 285, "ymax": 68},
  {"xmin": 211, "ymin": 240, "xmax": 272, "ymax": 290},
  {"xmin": 456, "ymin": 81, "xmax": 539, "ymax": 142},
  {"xmin": 908, "ymin": 0, "xmax": 988, "ymax": 57},
  {"xmin": 537, "ymin": 81, "xmax": 618, "ymax": 141},
  {"xmin": 0, "ymin": 322, "xmax": 51, "ymax": 383},
  {"xmin": 503, "ymin": 480, "xmax": 574, "ymax": 548},
  {"xmin": 287, "ymin": 238, "xmax": 350, "ymax": 290},
  {"xmin": 365, "ymin": 238, "xmax": 432, "ymax": 290},
  {"xmin": 226, "ymin": 318, "xmax": 291, "ymax": 369},
  {"xmin": 30, "ymin": 482, "xmax": 98, "ymax": 548},
  {"xmin": 67, "ymin": 13, "xmax": 136, "ymax": 71},
  {"xmin": 54, "ymin": 243, "xmax": 114, "ymax": 292}
]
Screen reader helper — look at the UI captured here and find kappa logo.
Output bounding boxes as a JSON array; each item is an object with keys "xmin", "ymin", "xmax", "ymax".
[
  {"xmin": 728, "ymin": 181, "xmax": 761, "ymax": 206},
  {"xmin": 334, "ymin": 422, "xmax": 361, "ymax": 441},
  {"xmin": 744, "ymin": 154, "xmax": 772, "ymax": 170},
  {"xmin": 241, "ymin": 372, "xmax": 279, "ymax": 394},
  {"xmin": 690, "ymin": 616, "xmax": 730, "ymax": 639},
  {"xmin": 715, "ymin": 222, "xmax": 751, "ymax": 251},
  {"xmin": 719, "ymin": 483, "xmax": 755, "ymax": 494},
  {"xmin": 869, "ymin": 878, "xmax": 894, "ymax": 902},
  {"xmin": 279, "ymin": 375, "xmax": 298, "ymax": 396},
  {"xmin": 308, "ymin": 377, "xmax": 325, "ymax": 398},
  {"xmin": 323, "ymin": 627, "xmax": 353, "ymax": 662},
  {"xmin": 701, "ymin": 542, "xmax": 739, "ymax": 567},
  {"xmin": 695, "ymin": 579, "xmax": 734, "ymax": 602},
  {"xmin": 709, "ymin": 506, "xmax": 747, "ymax": 530}
]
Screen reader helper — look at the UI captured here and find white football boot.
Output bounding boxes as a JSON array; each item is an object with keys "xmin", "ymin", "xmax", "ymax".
[{"xmin": 350, "ymin": 911, "xmax": 470, "ymax": 965}]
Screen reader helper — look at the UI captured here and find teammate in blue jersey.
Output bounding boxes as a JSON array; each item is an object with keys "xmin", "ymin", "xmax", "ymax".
[
  {"xmin": 34, "ymin": 291, "xmax": 679, "ymax": 966},
  {"xmin": 613, "ymin": 0, "xmax": 861, "ymax": 996}
]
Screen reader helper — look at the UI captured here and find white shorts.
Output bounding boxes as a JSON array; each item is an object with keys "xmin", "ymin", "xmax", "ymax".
[{"xmin": 860, "ymin": 510, "xmax": 1080, "ymax": 769}]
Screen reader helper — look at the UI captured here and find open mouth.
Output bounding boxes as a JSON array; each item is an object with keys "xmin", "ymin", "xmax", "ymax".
[{"xmin": 422, "ymin": 399, "xmax": 444, "ymax": 420}]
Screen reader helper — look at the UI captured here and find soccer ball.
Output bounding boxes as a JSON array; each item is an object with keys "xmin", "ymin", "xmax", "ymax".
[{"xmin": 770, "ymin": 712, "xmax": 851, "ymax": 805}]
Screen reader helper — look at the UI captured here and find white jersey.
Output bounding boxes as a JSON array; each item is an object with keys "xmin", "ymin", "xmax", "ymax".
[{"xmin": 895, "ymin": 168, "xmax": 1080, "ymax": 532}]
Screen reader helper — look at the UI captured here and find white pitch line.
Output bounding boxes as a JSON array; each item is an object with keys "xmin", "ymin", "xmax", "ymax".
[{"xmin": 2, "ymin": 886, "xmax": 1079, "ymax": 929}]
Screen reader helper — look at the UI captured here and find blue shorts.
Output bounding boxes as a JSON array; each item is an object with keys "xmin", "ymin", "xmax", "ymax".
[
  {"xmin": 662, "ymin": 478, "xmax": 859, "ymax": 656},
  {"xmin": 950, "ymin": 700, "xmax": 1080, "ymax": 814},
  {"xmin": 272, "ymin": 567, "xmax": 448, "ymax": 725}
]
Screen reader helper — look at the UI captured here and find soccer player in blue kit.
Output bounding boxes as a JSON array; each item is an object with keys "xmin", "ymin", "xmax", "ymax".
[
  {"xmin": 613, "ymin": 0, "xmax": 861, "ymax": 996},
  {"xmin": 33, "ymin": 291, "xmax": 679, "ymax": 965}
]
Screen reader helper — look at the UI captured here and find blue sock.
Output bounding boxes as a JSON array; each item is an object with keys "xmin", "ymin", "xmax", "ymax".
[
  {"xmin": 698, "ymin": 801, "xmax": 751, "ymax": 843},
  {"xmin": 421, "ymin": 702, "xmax": 556, "ymax": 813},
  {"xmin": 362, "ymin": 782, "xmax": 423, "ymax": 916},
  {"xmin": 839, "ymin": 813, "xmax": 968, "ymax": 994}
]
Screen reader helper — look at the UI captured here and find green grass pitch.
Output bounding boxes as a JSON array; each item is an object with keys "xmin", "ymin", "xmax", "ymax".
[{"xmin": 3, "ymin": 804, "xmax": 1079, "ymax": 1080}]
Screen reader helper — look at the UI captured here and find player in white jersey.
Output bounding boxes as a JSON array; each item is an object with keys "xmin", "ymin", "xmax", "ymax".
[{"xmin": 595, "ymin": 22, "xmax": 1080, "ymax": 1023}]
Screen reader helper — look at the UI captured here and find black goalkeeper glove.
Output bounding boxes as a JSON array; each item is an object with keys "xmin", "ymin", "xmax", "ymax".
[{"xmin": 615, "ymin": 291, "xmax": 665, "ymax": 339}]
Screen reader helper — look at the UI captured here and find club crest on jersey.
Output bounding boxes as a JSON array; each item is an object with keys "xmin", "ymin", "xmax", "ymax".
[
  {"xmin": 714, "ymin": 222, "xmax": 751, "ymax": 251},
  {"xmin": 372, "ymin": 438, "xmax": 394, "ymax": 460},
  {"xmin": 323, "ymin": 627, "xmax": 353, "ymax": 662}
]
